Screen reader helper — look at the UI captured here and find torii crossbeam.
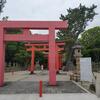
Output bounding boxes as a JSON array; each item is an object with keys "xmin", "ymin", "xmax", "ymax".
[
  {"xmin": 25, "ymin": 41, "xmax": 65, "ymax": 74},
  {"xmin": 0, "ymin": 21, "xmax": 68, "ymax": 86}
]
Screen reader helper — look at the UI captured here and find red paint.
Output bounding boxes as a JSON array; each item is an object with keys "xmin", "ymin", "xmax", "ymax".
[
  {"xmin": 25, "ymin": 42, "xmax": 65, "ymax": 46},
  {"xmin": 48, "ymin": 27, "xmax": 56, "ymax": 85},
  {"xmin": 1, "ymin": 21, "xmax": 68, "ymax": 29},
  {"xmin": 55, "ymin": 44, "xmax": 60, "ymax": 72},
  {"xmin": 59, "ymin": 54, "xmax": 63, "ymax": 69},
  {"xmin": 4, "ymin": 34, "xmax": 49, "ymax": 42},
  {"xmin": 39, "ymin": 80, "xmax": 43, "ymax": 97},
  {"xmin": 0, "ymin": 27, "xmax": 4, "ymax": 87},
  {"xmin": 30, "ymin": 47, "xmax": 35, "ymax": 73},
  {"xmin": 25, "ymin": 42, "xmax": 64, "ymax": 74},
  {"xmin": 0, "ymin": 21, "xmax": 68, "ymax": 86}
]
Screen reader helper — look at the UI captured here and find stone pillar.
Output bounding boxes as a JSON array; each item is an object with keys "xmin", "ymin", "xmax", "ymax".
[
  {"xmin": 72, "ymin": 44, "xmax": 82, "ymax": 81},
  {"xmin": 96, "ymin": 73, "xmax": 100, "ymax": 97},
  {"xmin": 73, "ymin": 46, "xmax": 82, "ymax": 74},
  {"xmin": 76, "ymin": 57, "xmax": 80, "ymax": 73},
  {"xmin": 48, "ymin": 27, "xmax": 56, "ymax": 85}
]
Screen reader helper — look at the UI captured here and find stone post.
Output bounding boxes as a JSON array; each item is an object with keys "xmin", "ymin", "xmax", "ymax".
[{"xmin": 96, "ymin": 73, "xmax": 100, "ymax": 97}]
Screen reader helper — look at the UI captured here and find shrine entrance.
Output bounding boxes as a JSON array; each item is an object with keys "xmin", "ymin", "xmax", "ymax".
[
  {"xmin": 0, "ymin": 21, "xmax": 68, "ymax": 86},
  {"xmin": 25, "ymin": 41, "xmax": 65, "ymax": 74}
]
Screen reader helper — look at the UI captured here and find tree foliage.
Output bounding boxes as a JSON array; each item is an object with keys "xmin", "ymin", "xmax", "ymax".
[
  {"xmin": 35, "ymin": 51, "xmax": 47, "ymax": 65},
  {"xmin": 5, "ymin": 29, "xmax": 46, "ymax": 68},
  {"xmin": 57, "ymin": 4, "xmax": 97, "ymax": 40},
  {"xmin": 57, "ymin": 4, "xmax": 97, "ymax": 69},
  {"xmin": 5, "ymin": 29, "xmax": 30, "ymax": 68},
  {"xmin": 6, "ymin": 42, "xmax": 30, "ymax": 67},
  {"xmin": 79, "ymin": 26, "xmax": 100, "ymax": 62}
]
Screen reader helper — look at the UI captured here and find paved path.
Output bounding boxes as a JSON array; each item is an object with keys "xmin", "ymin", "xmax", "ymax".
[
  {"xmin": 4, "ymin": 71, "xmax": 70, "ymax": 82},
  {"xmin": 0, "ymin": 93, "xmax": 99, "ymax": 100},
  {"xmin": 0, "ymin": 71, "xmax": 85, "ymax": 94},
  {"xmin": 0, "ymin": 71, "xmax": 99, "ymax": 100},
  {"xmin": 0, "ymin": 81, "xmax": 86, "ymax": 94}
]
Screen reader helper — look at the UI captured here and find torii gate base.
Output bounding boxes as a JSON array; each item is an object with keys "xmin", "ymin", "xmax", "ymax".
[{"xmin": 0, "ymin": 21, "xmax": 68, "ymax": 86}]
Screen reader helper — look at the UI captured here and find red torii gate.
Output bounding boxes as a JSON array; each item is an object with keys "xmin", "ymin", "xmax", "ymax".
[
  {"xmin": 0, "ymin": 21, "xmax": 68, "ymax": 86},
  {"xmin": 25, "ymin": 41, "xmax": 65, "ymax": 74}
]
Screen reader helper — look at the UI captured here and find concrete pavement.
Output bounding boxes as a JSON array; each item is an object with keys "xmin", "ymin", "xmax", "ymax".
[
  {"xmin": 0, "ymin": 71, "xmax": 99, "ymax": 100},
  {"xmin": 0, "ymin": 93, "xmax": 99, "ymax": 100}
]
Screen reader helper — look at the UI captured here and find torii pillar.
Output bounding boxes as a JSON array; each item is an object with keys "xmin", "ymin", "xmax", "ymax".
[
  {"xmin": 59, "ymin": 54, "xmax": 62, "ymax": 69},
  {"xmin": 55, "ymin": 44, "xmax": 60, "ymax": 73},
  {"xmin": 0, "ymin": 27, "xmax": 5, "ymax": 86},
  {"xmin": 0, "ymin": 21, "xmax": 68, "ymax": 86},
  {"xmin": 30, "ymin": 47, "xmax": 35, "ymax": 74},
  {"xmin": 49, "ymin": 27, "xmax": 56, "ymax": 85},
  {"xmin": 26, "ymin": 46, "xmax": 35, "ymax": 74}
]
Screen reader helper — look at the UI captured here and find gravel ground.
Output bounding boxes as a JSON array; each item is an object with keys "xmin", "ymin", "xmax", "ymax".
[
  {"xmin": 0, "ymin": 71, "xmax": 87, "ymax": 94},
  {"xmin": 0, "ymin": 81, "xmax": 86, "ymax": 94}
]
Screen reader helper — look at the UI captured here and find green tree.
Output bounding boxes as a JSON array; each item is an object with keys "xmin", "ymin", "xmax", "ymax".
[
  {"xmin": 14, "ymin": 47, "xmax": 30, "ymax": 67},
  {"xmin": 57, "ymin": 4, "xmax": 97, "ymax": 70},
  {"xmin": 6, "ymin": 29, "xmax": 47, "ymax": 69},
  {"xmin": 57, "ymin": 4, "xmax": 97, "ymax": 40},
  {"xmin": 35, "ymin": 51, "xmax": 46, "ymax": 65},
  {"xmin": 6, "ymin": 42, "xmax": 31, "ymax": 67},
  {"xmin": 79, "ymin": 26, "xmax": 100, "ymax": 62},
  {"xmin": 5, "ymin": 30, "xmax": 30, "ymax": 68}
]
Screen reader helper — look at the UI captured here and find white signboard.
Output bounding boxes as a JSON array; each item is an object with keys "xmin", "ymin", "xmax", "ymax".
[{"xmin": 80, "ymin": 57, "xmax": 93, "ymax": 82}]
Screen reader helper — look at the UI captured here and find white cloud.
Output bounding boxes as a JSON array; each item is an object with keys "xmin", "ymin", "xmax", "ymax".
[{"xmin": 1, "ymin": 0, "xmax": 100, "ymax": 30}]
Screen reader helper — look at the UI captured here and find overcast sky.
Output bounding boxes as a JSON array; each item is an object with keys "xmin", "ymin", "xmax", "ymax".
[{"xmin": 1, "ymin": 0, "xmax": 100, "ymax": 31}]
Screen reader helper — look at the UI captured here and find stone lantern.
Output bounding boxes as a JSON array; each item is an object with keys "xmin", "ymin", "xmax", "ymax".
[{"xmin": 72, "ymin": 43, "xmax": 82, "ymax": 75}]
